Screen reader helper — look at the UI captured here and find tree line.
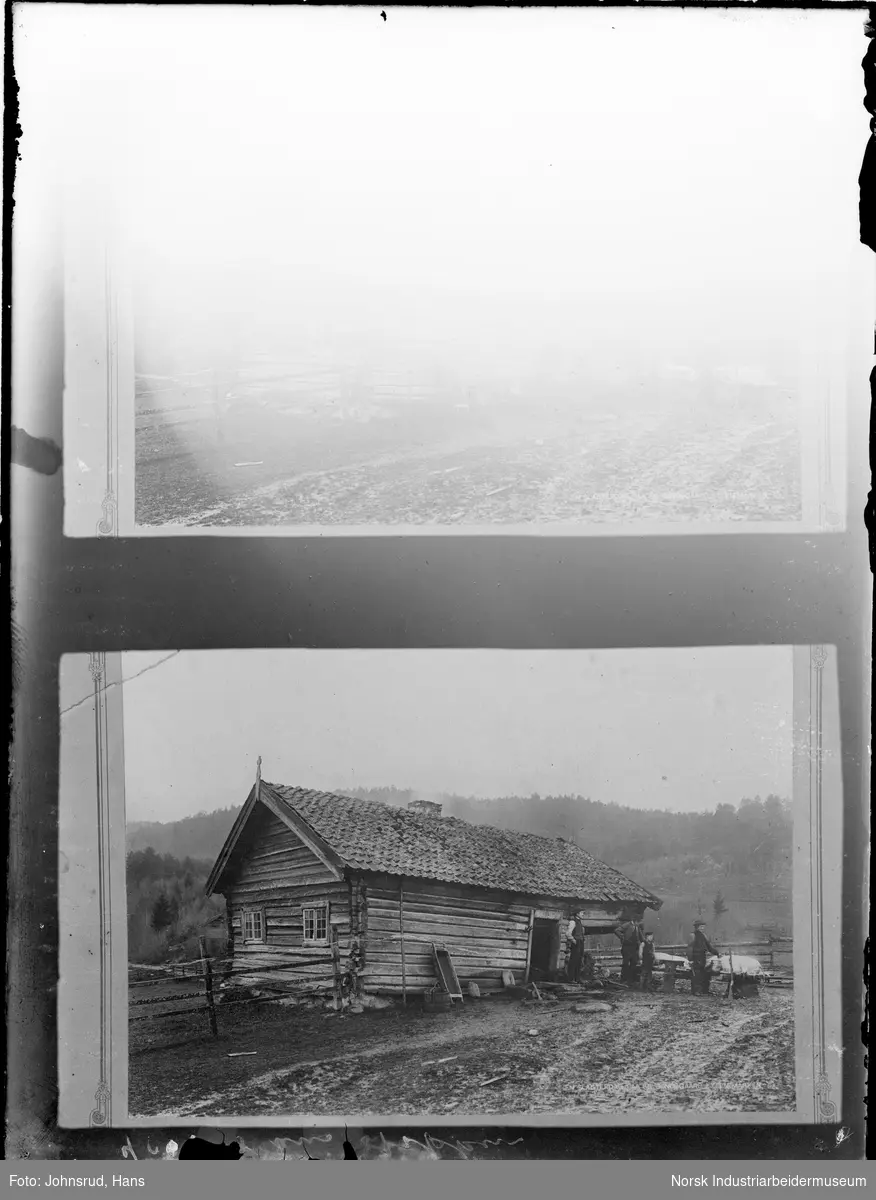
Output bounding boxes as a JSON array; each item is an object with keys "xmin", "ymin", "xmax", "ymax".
[
  {"xmin": 128, "ymin": 790, "xmax": 791, "ymax": 881},
  {"xmin": 127, "ymin": 847, "xmax": 225, "ymax": 965}
]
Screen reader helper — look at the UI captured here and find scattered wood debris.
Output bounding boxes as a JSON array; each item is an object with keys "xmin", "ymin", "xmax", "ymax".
[
  {"xmin": 539, "ymin": 983, "xmax": 607, "ymax": 999},
  {"xmin": 480, "ymin": 1069, "xmax": 512, "ymax": 1088}
]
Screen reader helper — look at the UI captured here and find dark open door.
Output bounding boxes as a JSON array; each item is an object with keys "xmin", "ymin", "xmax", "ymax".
[{"xmin": 529, "ymin": 918, "xmax": 562, "ymax": 978}]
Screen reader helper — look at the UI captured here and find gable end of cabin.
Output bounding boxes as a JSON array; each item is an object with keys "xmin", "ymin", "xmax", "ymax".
[{"xmin": 214, "ymin": 802, "xmax": 356, "ymax": 994}]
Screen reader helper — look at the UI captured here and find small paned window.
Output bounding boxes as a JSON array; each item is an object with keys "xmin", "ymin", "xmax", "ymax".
[
  {"xmin": 302, "ymin": 905, "xmax": 329, "ymax": 944},
  {"xmin": 242, "ymin": 909, "xmax": 265, "ymax": 943}
]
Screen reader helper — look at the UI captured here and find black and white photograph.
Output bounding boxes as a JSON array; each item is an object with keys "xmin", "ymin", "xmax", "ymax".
[
  {"xmin": 58, "ymin": 646, "xmax": 846, "ymax": 1128},
  {"xmin": 48, "ymin": 6, "xmax": 864, "ymax": 536},
  {"xmin": 8, "ymin": 0, "xmax": 871, "ymax": 1174}
]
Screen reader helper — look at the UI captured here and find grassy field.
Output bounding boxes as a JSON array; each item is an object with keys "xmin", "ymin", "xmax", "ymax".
[{"xmin": 129, "ymin": 986, "xmax": 795, "ymax": 1120}]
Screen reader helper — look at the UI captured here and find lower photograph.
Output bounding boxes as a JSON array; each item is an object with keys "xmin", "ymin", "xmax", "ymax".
[{"xmin": 57, "ymin": 647, "xmax": 841, "ymax": 1131}]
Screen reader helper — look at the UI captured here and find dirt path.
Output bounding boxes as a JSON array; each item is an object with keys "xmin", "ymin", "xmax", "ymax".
[
  {"xmin": 135, "ymin": 395, "xmax": 801, "ymax": 528},
  {"xmin": 130, "ymin": 990, "xmax": 795, "ymax": 1120}
]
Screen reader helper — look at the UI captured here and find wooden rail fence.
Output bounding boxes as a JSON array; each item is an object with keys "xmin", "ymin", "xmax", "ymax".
[
  {"xmin": 130, "ymin": 934, "xmax": 793, "ymax": 1042},
  {"xmin": 588, "ymin": 938, "xmax": 793, "ymax": 985},
  {"xmin": 129, "ymin": 938, "xmax": 338, "ymax": 1041}
]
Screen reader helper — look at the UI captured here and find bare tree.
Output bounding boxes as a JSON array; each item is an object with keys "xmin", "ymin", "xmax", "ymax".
[{"xmin": 712, "ymin": 890, "xmax": 729, "ymax": 937}]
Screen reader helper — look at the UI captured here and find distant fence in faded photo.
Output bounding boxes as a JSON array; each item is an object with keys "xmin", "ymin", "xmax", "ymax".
[
  {"xmin": 129, "ymin": 937, "xmax": 339, "ymax": 1043},
  {"xmin": 588, "ymin": 937, "xmax": 794, "ymax": 986}
]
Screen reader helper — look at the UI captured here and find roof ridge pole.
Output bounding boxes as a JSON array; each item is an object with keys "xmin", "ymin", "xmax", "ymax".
[{"xmin": 255, "ymin": 755, "xmax": 262, "ymax": 796}]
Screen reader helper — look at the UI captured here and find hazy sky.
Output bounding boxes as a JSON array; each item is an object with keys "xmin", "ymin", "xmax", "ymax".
[
  {"xmin": 19, "ymin": 6, "xmax": 867, "ymax": 379},
  {"xmin": 108, "ymin": 648, "xmax": 794, "ymax": 823}
]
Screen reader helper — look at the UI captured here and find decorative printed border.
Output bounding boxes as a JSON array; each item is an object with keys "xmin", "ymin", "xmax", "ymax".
[
  {"xmin": 97, "ymin": 257, "xmax": 120, "ymax": 538},
  {"xmin": 57, "ymin": 647, "xmax": 844, "ymax": 1129},
  {"xmin": 61, "ymin": 159, "xmax": 134, "ymax": 540},
  {"xmin": 58, "ymin": 652, "xmax": 128, "ymax": 1129},
  {"xmin": 808, "ymin": 645, "xmax": 838, "ymax": 1123},
  {"xmin": 817, "ymin": 376, "xmax": 844, "ymax": 534},
  {"xmin": 87, "ymin": 651, "xmax": 114, "ymax": 1124}
]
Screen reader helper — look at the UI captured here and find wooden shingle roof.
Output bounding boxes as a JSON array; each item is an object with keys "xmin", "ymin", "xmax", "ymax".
[{"xmin": 255, "ymin": 782, "xmax": 661, "ymax": 909}]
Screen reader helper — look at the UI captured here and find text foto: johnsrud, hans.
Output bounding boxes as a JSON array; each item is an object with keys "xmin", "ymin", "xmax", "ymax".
[{"xmin": 10, "ymin": 1176, "xmax": 145, "ymax": 1189}]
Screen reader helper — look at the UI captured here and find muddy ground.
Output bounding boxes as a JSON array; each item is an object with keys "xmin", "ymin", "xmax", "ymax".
[
  {"xmin": 134, "ymin": 395, "xmax": 801, "ymax": 528},
  {"xmin": 129, "ymin": 988, "xmax": 795, "ymax": 1120}
]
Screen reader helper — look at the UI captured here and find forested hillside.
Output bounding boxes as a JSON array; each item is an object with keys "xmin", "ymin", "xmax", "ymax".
[
  {"xmin": 127, "ymin": 848, "xmax": 225, "ymax": 964},
  {"xmin": 127, "ymin": 789, "xmax": 792, "ymax": 960},
  {"xmin": 127, "ymin": 807, "xmax": 241, "ymax": 860}
]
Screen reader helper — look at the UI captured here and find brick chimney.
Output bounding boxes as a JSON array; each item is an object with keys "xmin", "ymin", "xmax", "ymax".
[{"xmin": 408, "ymin": 799, "xmax": 443, "ymax": 818}]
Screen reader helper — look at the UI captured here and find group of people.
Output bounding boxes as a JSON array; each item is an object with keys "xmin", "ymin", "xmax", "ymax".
[
  {"xmin": 609, "ymin": 916, "xmax": 657, "ymax": 989},
  {"xmin": 566, "ymin": 912, "xmax": 719, "ymax": 995}
]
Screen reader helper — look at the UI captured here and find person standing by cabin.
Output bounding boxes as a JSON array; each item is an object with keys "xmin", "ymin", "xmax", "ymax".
[
  {"xmin": 567, "ymin": 912, "xmax": 586, "ymax": 983},
  {"xmin": 640, "ymin": 932, "xmax": 656, "ymax": 992},
  {"xmin": 687, "ymin": 918, "xmax": 717, "ymax": 996},
  {"xmin": 614, "ymin": 916, "xmax": 643, "ymax": 986}
]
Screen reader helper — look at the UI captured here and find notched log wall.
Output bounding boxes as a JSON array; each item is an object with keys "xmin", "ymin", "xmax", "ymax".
[
  {"xmin": 357, "ymin": 876, "xmax": 638, "ymax": 994},
  {"xmin": 221, "ymin": 807, "xmax": 350, "ymax": 991}
]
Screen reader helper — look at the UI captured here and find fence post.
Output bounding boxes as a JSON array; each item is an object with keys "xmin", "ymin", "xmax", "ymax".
[
  {"xmin": 199, "ymin": 937, "xmax": 219, "ymax": 1039},
  {"xmin": 331, "ymin": 926, "xmax": 342, "ymax": 1011}
]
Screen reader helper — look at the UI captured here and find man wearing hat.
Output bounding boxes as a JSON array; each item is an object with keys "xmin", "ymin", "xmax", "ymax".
[
  {"xmin": 640, "ymin": 931, "xmax": 657, "ymax": 992},
  {"xmin": 614, "ymin": 913, "xmax": 644, "ymax": 986},
  {"xmin": 567, "ymin": 912, "xmax": 587, "ymax": 983},
  {"xmin": 687, "ymin": 918, "xmax": 718, "ymax": 996}
]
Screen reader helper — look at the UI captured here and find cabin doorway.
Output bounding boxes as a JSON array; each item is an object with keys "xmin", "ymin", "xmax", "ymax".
[{"xmin": 529, "ymin": 917, "xmax": 562, "ymax": 978}]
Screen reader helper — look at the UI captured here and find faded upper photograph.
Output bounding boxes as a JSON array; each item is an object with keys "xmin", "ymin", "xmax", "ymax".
[{"xmin": 40, "ymin": 7, "xmax": 862, "ymax": 534}]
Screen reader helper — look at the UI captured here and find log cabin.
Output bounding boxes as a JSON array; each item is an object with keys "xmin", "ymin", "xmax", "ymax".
[{"xmin": 205, "ymin": 778, "xmax": 662, "ymax": 997}]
